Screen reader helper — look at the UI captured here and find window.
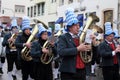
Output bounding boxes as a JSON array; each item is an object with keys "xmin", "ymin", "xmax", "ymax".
[
  {"xmin": 104, "ymin": 10, "xmax": 113, "ymax": 22},
  {"xmin": 0, "ymin": 0, "xmax": 1, "ymax": 12},
  {"xmin": 34, "ymin": 6, "xmax": 36, "ymax": 17},
  {"xmin": 59, "ymin": 0, "xmax": 64, "ymax": 6},
  {"xmin": 68, "ymin": 0, "xmax": 73, "ymax": 4},
  {"xmin": 31, "ymin": 6, "xmax": 33, "ymax": 17},
  {"xmin": 51, "ymin": 0, "xmax": 56, "ymax": 3},
  {"xmin": 38, "ymin": 4, "xmax": 40, "ymax": 16},
  {"xmin": 41, "ymin": 3, "xmax": 45, "ymax": 15},
  {"xmin": 15, "ymin": 5, "xmax": 25, "ymax": 13},
  {"xmin": 27, "ymin": 7, "xmax": 30, "ymax": 16},
  {"xmin": 37, "ymin": 2, "xmax": 45, "ymax": 16}
]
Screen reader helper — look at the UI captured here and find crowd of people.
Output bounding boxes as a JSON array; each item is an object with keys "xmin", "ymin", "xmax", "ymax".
[{"xmin": 0, "ymin": 7, "xmax": 120, "ymax": 80}]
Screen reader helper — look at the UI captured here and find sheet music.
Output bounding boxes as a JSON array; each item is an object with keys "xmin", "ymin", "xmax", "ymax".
[{"xmin": 85, "ymin": 29, "xmax": 93, "ymax": 44}]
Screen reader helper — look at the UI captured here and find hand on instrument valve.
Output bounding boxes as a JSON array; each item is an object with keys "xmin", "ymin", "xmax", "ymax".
[
  {"xmin": 77, "ymin": 43, "xmax": 91, "ymax": 52},
  {"xmin": 8, "ymin": 38, "xmax": 15, "ymax": 43},
  {"xmin": 24, "ymin": 43, "xmax": 31, "ymax": 49},
  {"xmin": 49, "ymin": 41, "xmax": 55, "ymax": 47},
  {"xmin": 42, "ymin": 48, "xmax": 49, "ymax": 54},
  {"xmin": 115, "ymin": 45, "xmax": 120, "ymax": 53}
]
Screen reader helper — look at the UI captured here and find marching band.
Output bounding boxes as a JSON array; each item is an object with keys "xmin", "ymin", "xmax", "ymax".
[{"xmin": 0, "ymin": 8, "xmax": 120, "ymax": 80}]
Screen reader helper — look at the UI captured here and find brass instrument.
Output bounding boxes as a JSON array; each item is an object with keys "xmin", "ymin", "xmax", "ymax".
[
  {"xmin": 41, "ymin": 28, "xmax": 64, "ymax": 64},
  {"xmin": 9, "ymin": 33, "xmax": 18, "ymax": 49},
  {"xmin": 21, "ymin": 24, "xmax": 38, "ymax": 61},
  {"xmin": 79, "ymin": 13, "xmax": 99, "ymax": 63},
  {"xmin": 54, "ymin": 29, "xmax": 63, "ymax": 37},
  {"xmin": 41, "ymin": 40, "xmax": 54, "ymax": 64}
]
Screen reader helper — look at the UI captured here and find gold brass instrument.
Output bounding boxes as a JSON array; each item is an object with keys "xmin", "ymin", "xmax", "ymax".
[
  {"xmin": 54, "ymin": 29, "xmax": 63, "ymax": 37},
  {"xmin": 41, "ymin": 40, "xmax": 54, "ymax": 64},
  {"xmin": 21, "ymin": 24, "xmax": 38, "ymax": 61},
  {"xmin": 9, "ymin": 33, "xmax": 18, "ymax": 49},
  {"xmin": 79, "ymin": 13, "xmax": 99, "ymax": 63},
  {"xmin": 41, "ymin": 28, "xmax": 64, "ymax": 64}
]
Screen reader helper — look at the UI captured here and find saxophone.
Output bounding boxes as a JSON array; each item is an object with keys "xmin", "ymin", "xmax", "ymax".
[{"xmin": 79, "ymin": 13, "xmax": 99, "ymax": 63}]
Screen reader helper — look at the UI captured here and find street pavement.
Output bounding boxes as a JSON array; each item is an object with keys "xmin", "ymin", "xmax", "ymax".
[
  {"xmin": 0, "ymin": 59, "xmax": 33, "ymax": 80},
  {"xmin": 0, "ymin": 59, "xmax": 104, "ymax": 80}
]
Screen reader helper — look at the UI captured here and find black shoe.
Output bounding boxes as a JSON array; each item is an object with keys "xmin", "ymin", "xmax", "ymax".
[
  {"xmin": 0, "ymin": 68, "xmax": 3, "ymax": 75},
  {"xmin": 12, "ymin": 75, "xmax": 17, "ymax": 80}
]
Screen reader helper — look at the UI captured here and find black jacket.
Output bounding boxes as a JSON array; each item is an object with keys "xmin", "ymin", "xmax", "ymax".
[
  {"xmin": 57, "ymin": 33, "xmax": 79, "ymax": 73},
  {"xmin": 98, "ymin": 40, "xmax": 120, "ymax": 67}
]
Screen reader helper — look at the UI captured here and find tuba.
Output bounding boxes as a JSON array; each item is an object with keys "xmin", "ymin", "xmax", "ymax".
[
  {"xmin": 21, "ymin": 24, "xmax": 39, "ymax": 61},
  {"xmin": 79, "ymin": 13, "xmax": 99, "ymax": 63},
  {"xmin": 40, "ymin": 40, "xmax": 54, "ymax": 64}
]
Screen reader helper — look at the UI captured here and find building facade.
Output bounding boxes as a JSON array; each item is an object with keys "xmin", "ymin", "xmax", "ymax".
[
  {"xmin": 57, "ymin": 0, "xmax": 119, "ymax": 30},
  {"xmin": 27, "ymin": 0, "xmax": 119, "ymax": 31},
  {"xmin": 0, "ymin": 0, "xmax": 29, "ymax": 26}
]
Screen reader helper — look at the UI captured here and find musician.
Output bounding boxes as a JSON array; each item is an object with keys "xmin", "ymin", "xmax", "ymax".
[
  {"xmin": 15, "ymin": 16, "xmax": 34, "ymax": 80},
  {"xmin": 57, "ymin": 8, "xmax": 91, "ymax": 80},
  {"xmin": 30, "ymin": 23, "xmax": 57, "ymax": 80},
  {"xmin": 2, "ymin": 18, "xmax": 21, "ymax": 80},
  {"xmin": 90, "ymin": 25, "xmax": 103, "ymax": 76},
  {"xmin": 98, "ymin": 22, "xmax": 120, "ymax": 80},
  {"xmin": 0, "ymin": 25, "xmax": 5, "ymax": 75}
]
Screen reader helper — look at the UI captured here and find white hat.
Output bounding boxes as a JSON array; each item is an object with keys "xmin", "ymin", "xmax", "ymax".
[
  {"xmin": 104, "ymin": 22, "xmax": 115, "ymax": 36},
  {"xmin": 65, "ymin": 8, "xmax": 79, "ymax": 27},
  {"xmin": 11, "ymin": 18, "xmax": 18, "ymax": 29},
  {"xmin": 113, "ymin": 29, "xmax": 120, "ymax": 38},
  {"xmin": 47, "ymin": 27, "xmax": 52, "ymax": 36},
  {"xmin": 22, "ymin": 16, "xmax": 31, "ymax": 30},
  {"xmin": 55, "ymin": 24, "xmax": 61, "ymax": 32},
  {"xmin": 38, "ymin": 23, "xmax": 51, "ymax": 37}
]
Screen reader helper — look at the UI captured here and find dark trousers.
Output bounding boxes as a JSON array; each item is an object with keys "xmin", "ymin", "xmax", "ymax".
[
  {"xmin": 33, "ymin": 62, "xmax": 53, "ymax": 80},
  {"xmin": 6, "ymin": 52, "xmax": 21, "ymax": 72},
  {"xmin": 21, "ymin": 60, "xmax": 34, "ymax": 80},
  {"xmin": 102, "ymin": 64, "xmax": 120, "ymax": 80},
  {"xmin": 61, "ymin": 68, "xmax": 86, "ymax": 80},
  {"xmin": 0, "ymin": 57, "xmax": 5, "ymax": 63}
]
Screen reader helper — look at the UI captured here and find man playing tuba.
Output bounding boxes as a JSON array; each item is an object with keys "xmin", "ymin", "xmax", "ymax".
[
  {"xmin": 57, "ymin": 8, "xmax": 93, "ymax": 80},
  {"xmin": 15, "ymin": 16, "xmax": 34, "ymax": 80}
]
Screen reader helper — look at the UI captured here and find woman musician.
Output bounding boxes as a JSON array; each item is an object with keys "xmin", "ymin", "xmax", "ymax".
[{"xmin": 30, "ymin": 23, "xmax": 57, "ymax": 80}]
